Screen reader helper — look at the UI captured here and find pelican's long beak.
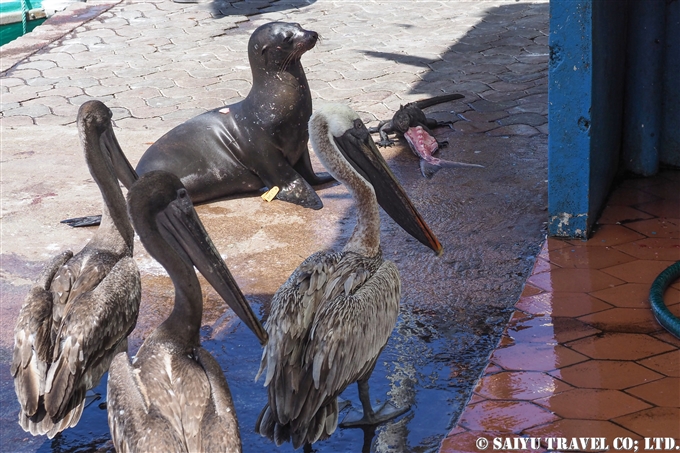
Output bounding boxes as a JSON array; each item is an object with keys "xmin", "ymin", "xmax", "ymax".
[
  {"xmin": 159, "ymin": 193, "xmax": 269, "ymax": 345},
  {"xmin": 333, "ymin": 118, "xmax": 443, "ymax": 255},
  {"xmin": 101, "ymin": 122, "xmax": 138, "ymax": 189}
]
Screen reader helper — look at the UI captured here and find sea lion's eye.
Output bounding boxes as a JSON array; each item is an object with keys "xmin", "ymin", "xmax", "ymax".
[{"xmin": 283, "ymin": 34, "xmax": 292, "ymax": 42}]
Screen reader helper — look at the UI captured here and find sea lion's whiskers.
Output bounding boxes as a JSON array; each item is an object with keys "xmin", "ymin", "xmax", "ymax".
[{"xmin": 278, "ymin": 48, "xmax": 302, "ymax": 73}]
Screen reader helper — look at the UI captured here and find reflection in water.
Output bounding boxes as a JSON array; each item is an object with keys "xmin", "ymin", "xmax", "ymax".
[{"xmin": 2, "ymin": 302, "xmax": 481, "ymax": 453}]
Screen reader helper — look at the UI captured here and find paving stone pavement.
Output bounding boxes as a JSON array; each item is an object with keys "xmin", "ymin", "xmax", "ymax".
[
  {"xmin": 0, "ymin": 1, "xmax": 549, "ymax": 452},
  {"xmin": 1, "ymin": 0, "xmax": 548, "ymax": 133}
]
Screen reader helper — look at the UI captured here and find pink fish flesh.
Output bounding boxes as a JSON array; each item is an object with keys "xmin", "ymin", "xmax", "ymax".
[{"xmin": 403, "ymin": 126, "xmax": 483, "ymax": 179}]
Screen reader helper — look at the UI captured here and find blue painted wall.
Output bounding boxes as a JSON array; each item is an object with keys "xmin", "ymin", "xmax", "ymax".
[
  {"xmin": 548, "ymin": 0, "xmax": 594, "ymax": 238},
  {"xmin": 622, "ymin": 0, "xmax": 665, "ymax": 176},
  {"xmin": 548, "ymin": 0, "xmax": 678, "ymax": 238},
  {"xmin": 661, "ymin": 0, "xmax": 680, "ymax": 167},
  {"xmin": 589, "ymin": 0, "xmax": 628, "ymax": 228},
  {"xmin": 548, "ymin": 0, "xmax": 628, "ymax": 238}
]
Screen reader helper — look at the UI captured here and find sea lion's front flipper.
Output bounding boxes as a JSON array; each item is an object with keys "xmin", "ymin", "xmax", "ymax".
[
  {"xmin": 254, "ymin": 155, "xmax": 323, "ymax": 210},
  {"xmin": 294, "ymin": 148, "xmax": 335, "ymax": 186},
  {"xmin": 275, "ymin": 176, "xmax": 323, "ymax": 210}
]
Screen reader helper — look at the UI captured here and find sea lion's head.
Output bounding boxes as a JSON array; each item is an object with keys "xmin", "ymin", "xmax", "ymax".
[{"xmin": 249, "ymin": 22, "xmax": 318, "ymax": 71}]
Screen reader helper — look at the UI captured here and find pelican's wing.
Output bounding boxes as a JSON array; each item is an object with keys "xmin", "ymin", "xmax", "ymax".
[
  {"xmin": 297, "ymin": 260, "xmax": 401, "ymax": 426},
  {"xmin": 257, "ymin": 251, "xmax": 341, "ymax": 424},
  {"xmin": 43, "ymin": 256, "xmax": 141, "ymax": 423},
  {"xmin": 195, "ymin": 347, "xmax": 242, "ymax": 453},
  {"xmin": 107, "ymin": 352, "xmax": 186, "ymax": 453},
  {"xmin": 12, "ymin": 251, "xmax": 72, "ymax": 423},
  {"xmin": 50, "ymin": 252, "xmax": 113, "ymax": 316}
]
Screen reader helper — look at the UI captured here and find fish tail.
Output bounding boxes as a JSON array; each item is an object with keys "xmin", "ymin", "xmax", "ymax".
[{"xmin": 420, "ymin": 159, "xmax": 442, "ymax": 179}]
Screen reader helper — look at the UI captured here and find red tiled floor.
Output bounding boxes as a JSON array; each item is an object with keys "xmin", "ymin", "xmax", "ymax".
[
  {"xmin": 638, "ymin": 349, "xmax": 680, "ymax": 377},
  {"xmin": 626, "ymin": 217, "xmax": 680, "ymax": 238},
  {"xmin": 614, "ymin": 238, "xmax": 680, "ymax": 261},
  {"xmin": 491, "ymin": 342, "xmax": 588, "ymax": 371},
  {"xmin": 650, "ymin": 330, "xmax": 680, "ymax": 348},
  {"xmin": 516, "ymin": 291, "xmax": 613, "ymax": 317},
  {"xmin": 475, "ymin": 371, "xmax": 573, "ymax": 400},
  {"xmin": 546, "ymin": 244, "xmax": 637, "ymax": 269},
  {"xmin": 606, "ymin": 186, "xmax": 659, "ymax": 206},
  {"xmin": 567, "ymin": 332, "xmax": 675, "ymax": 360},
  {"xmin": 640, "ymin": 183, "xmax": 680, "ymax": 201},
  {"xmin": 577, "ymin": 307, "xmax": 666, "ymax": 333},
  {"xmin": 601, "ymin": 259, "xmax": 678, "ymax": 284},
  {"xmin": 524, "ymin": 419, "xmax": 641, "ymax": 445},
  {"xmin": 534, "ymin": 388, "xmax": 652, "ymax": 420},
  {"xmin": 439, "ymin": 171, "xmax": 680, "ymax": 453},
  {"xmin": 597, "ymin": 205, "xmax": 653, "ymax": 225},
  {"xmin": 625, "ymin": 377, "xmax": 680, "ymax": 407},
  {"xmin": 613, "ymin": 407, "xmax": 680, "ymax": 438},
  {"xmin": 527, "ymin": 268, "xmax": 625, "ymax": 293},
  {"xmin": 506, "ymin": 315, "xmax": 599, "ymax": 343},
  {"xmin": 590, "ymin": 282, "xmax": 662, "ymax": 308},
  {"xmin": 636, "ymin": 199, "xmax": 680, "ymax": 218},
  {"xmin": 458, "ymin": 400, "xmax": 558, "ymax": 432},
  {"xmin": 574, "ymin": 224, "xmax": 646, "ymax": 247},
  {"xmin": 550, "ymin": 360, "xmax": 663, "ymax": 390}
]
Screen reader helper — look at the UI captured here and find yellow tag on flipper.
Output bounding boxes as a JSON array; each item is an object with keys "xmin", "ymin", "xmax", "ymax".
[{"xmin": 261, "ymin": 186, "xmax": 280, "ymax": 202}]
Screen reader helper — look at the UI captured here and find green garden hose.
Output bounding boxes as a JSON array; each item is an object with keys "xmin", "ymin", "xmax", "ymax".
[{"xmin": 649, "ymin": 260, "xmax": 680, "ymax": 338}]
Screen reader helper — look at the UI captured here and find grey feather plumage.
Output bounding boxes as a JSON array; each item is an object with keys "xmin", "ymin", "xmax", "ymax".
[
  {"xmin": 255, "ymin": 104, "xmax": 408, "ymax": 449},
  {"xmin": 106, "ymin": 170, "xmax": 265, "ymax": 453},
  {"xmin": 11, "ymin": 101, "xmax": 141, "ymax": 438},
  {"xmin": 107, "ymin": 342, "xmax": 240, "ymax": 453},
  {"xmin": 257, "ymin": 250, "xmax": 401, "ymax": 448}
]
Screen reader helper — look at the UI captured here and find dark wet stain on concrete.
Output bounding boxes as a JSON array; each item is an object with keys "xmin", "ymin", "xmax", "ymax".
[{"xmin": 0, "ymin": 101, "xmax": 546, "ymax": 453}]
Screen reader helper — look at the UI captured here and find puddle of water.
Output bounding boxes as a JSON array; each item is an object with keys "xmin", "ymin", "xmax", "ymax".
[{"xmin": 0, "ymin": 302, "xmax": 497, "ymax": 453}]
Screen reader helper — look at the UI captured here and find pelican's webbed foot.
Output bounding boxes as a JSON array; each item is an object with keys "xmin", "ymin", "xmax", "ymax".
[
  {"xmin": 340, "ymin": 401, "xmax": 410, "ymax": 427},
  {"xmin": 339, "ymin": 379, "xmax": 410, "ymax": 428}
]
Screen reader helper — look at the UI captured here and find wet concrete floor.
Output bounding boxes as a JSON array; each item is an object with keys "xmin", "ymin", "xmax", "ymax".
[{"xmin": 1, "ymin": 120, "xmax": 547, "ymax": 452}]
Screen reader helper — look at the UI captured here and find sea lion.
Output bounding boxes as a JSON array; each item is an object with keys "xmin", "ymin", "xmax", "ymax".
[
  {"xmin": 62, "ymin": 22, "xmax": 333, "ymax": 228},
  {"xmin": 136, "ymin": 21, "xmax": 332, "ymax": 209}
]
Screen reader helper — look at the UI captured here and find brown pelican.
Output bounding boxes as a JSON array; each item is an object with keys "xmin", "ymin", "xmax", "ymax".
[
  {"xmin": 255, "ymin": 104, "xmax": 442, "ymax": 449},
  {"xmin": 11, "ymin": 100, "xmax": 141, "ymax": 438},
  {"xmin": 107, "ymin": 170, "xmax": 268, "ymax": 452}
]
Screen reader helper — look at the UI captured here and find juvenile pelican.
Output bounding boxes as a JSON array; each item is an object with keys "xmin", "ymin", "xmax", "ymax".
[
  {"xmin": 107, "ymin": 170, "xmax": 268, "ymax": 453},
  {"xmin": 255, "ymin": 104, "xmax": 442, "ymax": 449},
  {"xmin": 11, "ymin": 100, "xmax": 141, "ymax": 438}
]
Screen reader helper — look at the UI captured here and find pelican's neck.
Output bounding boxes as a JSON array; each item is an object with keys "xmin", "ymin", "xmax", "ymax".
[
  {"xmin": 84, "ymin": 131, "xmax": 134, "ymax": 256},
  {"xmin": 144, "ymin": 230, "xmax": 202, "ymax": 347},
  {"xmin": 311, "ymin": 116, "xmax": 382, "ymax": 257},
  {"xmin": 343, "ymin": 178, "xmax": 381, "ymax": 257}
]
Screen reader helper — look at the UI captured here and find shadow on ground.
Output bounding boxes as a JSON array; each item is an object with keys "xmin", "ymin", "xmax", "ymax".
[{"xmin": 205, "ymin": 0, "xmax": 316, "ymax": 18}]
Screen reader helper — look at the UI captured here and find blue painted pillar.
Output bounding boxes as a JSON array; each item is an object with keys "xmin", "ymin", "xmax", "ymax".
[
  {"xmin": 548, "ymin": 0, "xmax": 677, "ymax": 239},
  {"xmin": 548, "ymin": 0, "xmax": 628, "ymax": 239},
  {"xmin": 661, "ymin": 0, "xmax": 680, "ymax": 166},
  {"xmin": 622, "ymin": 0, "xmax": 666, "ymax": 176},
  {"xmin": 548, "ymin": 0, "xmax": 593, "ymax": 238}
]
